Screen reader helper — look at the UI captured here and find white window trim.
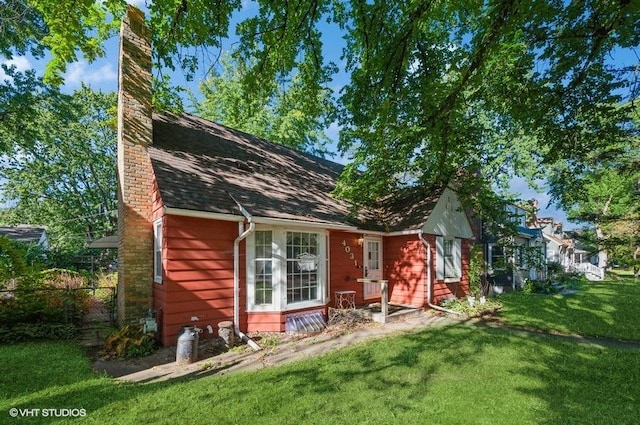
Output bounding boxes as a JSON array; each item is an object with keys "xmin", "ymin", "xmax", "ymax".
[
  {"xmin": 488, "ymin": 243, "xmax": 505, "ymax": 272},
  {"xmin": 436, "ymin": 236, "xmax": 461, "ymax": 283},
  {"xmin": 246, "ymin": 225, "xmax": 328, "ymax": 312},
  {"xmin": 153, "ymin": 218, "xmax": 163, "ymax": 283}
]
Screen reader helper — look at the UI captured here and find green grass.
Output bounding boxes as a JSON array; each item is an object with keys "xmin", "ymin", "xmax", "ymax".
[
  {"xmin": 2, "ymin": 276, "xmax": 639, "ymax": 424},
  {"xmin": 2, "ymin": 325, "xmax": 640, "ymax": 424},
  {"xmin": 498, "ymin": 276, "xmax": 640, "ymax": 341}
]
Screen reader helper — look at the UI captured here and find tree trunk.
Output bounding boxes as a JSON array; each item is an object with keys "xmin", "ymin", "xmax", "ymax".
[
  {"xmin": 595, "ymin": 194, "xmax": 613, "ymax": 269},
  {"xmin": 595, "ymin": 223, "xmax": 608, "ymax": 269}
]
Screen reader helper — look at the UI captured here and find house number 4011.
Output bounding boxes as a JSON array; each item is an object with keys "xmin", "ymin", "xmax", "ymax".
[{"xmin": 341, "ymin": 239, "xmax": 358, "ymax": 267}]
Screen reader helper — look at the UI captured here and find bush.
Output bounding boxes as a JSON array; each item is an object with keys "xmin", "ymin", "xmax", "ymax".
[
  {"xmin": 0, "ymin": 269, "xmax": 94, "ymax": 326},
  {"xmin": 95, "ymin": 271, "xmax": 117, "ymax": 288},
  {"xmin": 0, "ymin": 323, "xmax": 77, "ymax": 343},
  {"xmin": 547, "ymin": 261, "xmax": 564, "ymax": 278},
  {"xmin": 521, "ymin": 279, "xmax": 560, "ymax": 294},
  {"xmin": 102, "ymin": 325, "xmax": 158, "ymax": 359},
  {"xmin": 0, "ymin": 236, "xmax": 29, "ymax": 285},
  {"xmin": 439, "ymin": 296, "xmax": 503, "ymax": 316}
]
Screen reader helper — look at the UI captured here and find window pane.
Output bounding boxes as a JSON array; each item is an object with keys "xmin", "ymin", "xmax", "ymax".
[
  {"xmin": 286, "ymin": 231, "xmax": 320, "ymax": 304},
  {"xmin": 154, "ymin": 221, "xmax": 162, "ymax": 282},
  {"xmin": 154, "ymin": 251, "xmax": 162, "ymax": 278},
  {"xmin": 444, "ymin": 239, "xmax": 453, "ymax": 257},
  {"xmin": 367, "ymin": 241, "xmax": 380, "ymax": 270},
  {"xmin": 491, "ymin": 245, "xmax": 505, "ymax": 270},
  {"xmin": 254, "ymin": 231, "xmax": 273, "ymax": 305}
]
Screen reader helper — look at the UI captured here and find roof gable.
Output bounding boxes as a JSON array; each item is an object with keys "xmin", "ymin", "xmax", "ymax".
[{"xmin": 422, "ymin": 187, "xmax": 474, "ymax": 238}]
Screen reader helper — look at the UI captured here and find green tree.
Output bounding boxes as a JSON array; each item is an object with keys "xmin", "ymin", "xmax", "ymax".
[
  {"xmin": 0, "ymin": 86, "xmax": 117, "ymax": 251},
  {"xmin": 0, "ymin": 0, "xmax": 47, "ymax": 60},
  {"xmin": 196, "ymin": 53, "xmax": 335, "ymax": 157},
  {"xmin": 2, "ymin": 1, "xmax": 638, "ymax": 222},
  {"xmin": 548, "ymin": 100, "xmax": 640, "ymax": 269},
  {"xmin": 564, "ymin": 168, "xmax": 637, "ymax": 268},
  {"xmin": 0, "ymin": 65, "xmax": 74, "ymax": 153}
]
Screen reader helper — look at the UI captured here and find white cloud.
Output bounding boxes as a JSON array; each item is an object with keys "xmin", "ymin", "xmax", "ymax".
[
  {"xmin": 64, "ymin": 61, "xmax": 117, "ymax": 88},
  {"xmin": 0, "ymin": 56, "xmax": 32, "ymax": 81}
]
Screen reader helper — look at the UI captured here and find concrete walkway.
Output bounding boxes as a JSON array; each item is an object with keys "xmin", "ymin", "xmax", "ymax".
[
  {"xmin": 96, "ymin": 313, "xmax": 457, "ymax": 384},
  {"xmin": 93, "ymin": 310, "xmax": 640, "ymax": 385}
]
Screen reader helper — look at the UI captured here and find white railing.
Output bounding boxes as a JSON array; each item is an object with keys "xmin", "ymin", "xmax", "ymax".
[{"xmin": 573, "ymin": 262, "xmax": 605, "ymax": 281}]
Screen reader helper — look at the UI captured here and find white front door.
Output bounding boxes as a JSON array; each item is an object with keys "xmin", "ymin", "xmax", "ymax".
[{"xmin": 363, "ymin": 237, "xmax": 382, "ymax": 299}]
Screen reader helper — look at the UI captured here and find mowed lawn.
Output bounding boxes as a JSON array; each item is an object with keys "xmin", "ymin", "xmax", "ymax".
[
  {"xmin": 498, "ymin": 274, "xmax": 640, "ymax": 341},
  {"xmin": 1, "ymin": 276, "xmax": 639, "ymax": 424}
]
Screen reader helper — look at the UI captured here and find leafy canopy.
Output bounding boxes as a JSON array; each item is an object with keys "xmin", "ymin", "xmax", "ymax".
[
  {"xmin": 4, "ymin": 0, "xmax": 640, "ymax": 218},
  {"xmin": 196, "ymin": 53, "xmax": 336, "ymax": 157},
  {"xmin": 0, "ymin": 87, "xmax": 117, "ymax": 251}
]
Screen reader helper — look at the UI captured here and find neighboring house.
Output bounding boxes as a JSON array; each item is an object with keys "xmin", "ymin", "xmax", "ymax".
[
  {"xmin": 484, "ymin": 204, "xmax": 546, "ymax": 293},
  {"xmin": 0, "ymin": 226, "xmax": 49, "ymax": 250},
  {"xmin": 529, "ymin": 207, "xmax": 603, "ymax": 280},
  {"xmin": 537, "ymin": 217, "xmax": 573, "ymax": 269},
  {"xmin": 116, "ymin": 7, "xmax": 475, "ymax": 346},
  {"xmin": 564, "ymin": 230, "xmax": 599, "ymax": 266}
]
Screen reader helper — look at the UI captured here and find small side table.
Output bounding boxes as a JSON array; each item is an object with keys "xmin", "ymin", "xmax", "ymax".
[{"xmin": 334, "ymin": 290, "xmax": 356, "ymax": 309}]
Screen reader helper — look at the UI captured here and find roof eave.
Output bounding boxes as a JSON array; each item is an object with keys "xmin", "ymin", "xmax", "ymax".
[{"xmin": 164, "ymin": 206, "xmax": 359, "ymax": 231}]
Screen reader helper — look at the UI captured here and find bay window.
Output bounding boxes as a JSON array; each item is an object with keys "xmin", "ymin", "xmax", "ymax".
[{"xmin": 247, "ymin": 227, "xmax": 327, "ymax": 311}]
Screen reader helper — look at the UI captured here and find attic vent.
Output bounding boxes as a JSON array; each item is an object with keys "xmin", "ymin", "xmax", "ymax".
[{"xmin": 285, "ymin": 310, "xmax": 326, "ymax": 334}]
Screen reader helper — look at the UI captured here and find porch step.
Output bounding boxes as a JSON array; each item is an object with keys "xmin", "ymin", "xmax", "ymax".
[
  {"xmin": 362, "ymin": 304, "xmax": 424, "ymax": 324},
  {"xmin": 285, "ymin": 310, "xmax": 326, "ymax": 334}
]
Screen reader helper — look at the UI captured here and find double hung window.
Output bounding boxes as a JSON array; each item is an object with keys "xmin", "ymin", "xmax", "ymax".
[
  {"xmin": 436, "ymin": 236, "xmax": 461, "ymax": 282},
  {"xmin": 153, "ymin": 219, "xmax": 163, "ymax": 283}
]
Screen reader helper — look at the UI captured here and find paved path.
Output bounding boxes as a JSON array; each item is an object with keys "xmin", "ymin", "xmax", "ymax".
[
  {"xmin": 94, "ymin": 312, "xmax": 640, "ymax": 384},
  {"xmin": 95, "ymin": 313, "xmax": 456, "ymax": 384}
]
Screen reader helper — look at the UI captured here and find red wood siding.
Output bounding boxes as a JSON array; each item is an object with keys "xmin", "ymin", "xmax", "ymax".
[
  {"xmin": 246, "ymin": 306, "xmax": 328, "ymax": 333},
  {"xmin": 432, "ymin": 238, "xmax": 471, "ymax": 304},
  {"xmin": 384, "ymin": 235, "xmax": 426, "ymax": 307},
  {"xmin": 151, "ymin": 211, "xmax": 473, "ymax": 345},
  {"xmin": 153, "ymin": 215, "xmax": 238, "ymax": 346},
  {"xmin": 329, "ymin": 232, "xmax": 366, "ymax": 306}
]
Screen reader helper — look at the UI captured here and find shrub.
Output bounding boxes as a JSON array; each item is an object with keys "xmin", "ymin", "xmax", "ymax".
[
  {"xmin": 440, "ymin": 296, "xmax": 503, "ymax": 316},
  {"xmin": 0, "ymin": 323, "xmax": 77, "ymax": 343},
  {"xmin": 0, "ymin": 269, "xmax": 95, "ymax": 332},
  {"xmin": 102, "ymin": 325, "xmax": 158, "ymax": 359},
  {"xmin": 95, "ymin": 271, "xmax": 117, "ymax": 288},
  {"xmin": 40, "ymin": 268, "xmax": 91, "ymax": 289},
  {"xmin": 0, "ymin": 236, "xmax": 29, "ymax": 286},
  {"xmin": 521, "ymin": 279, "xmax": 561, "ymax": 294}
]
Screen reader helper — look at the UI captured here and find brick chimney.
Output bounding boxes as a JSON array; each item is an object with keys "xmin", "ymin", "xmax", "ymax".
[{"xmin": 116, "ymin": 6, "xmax": 153, "ymax": 325}]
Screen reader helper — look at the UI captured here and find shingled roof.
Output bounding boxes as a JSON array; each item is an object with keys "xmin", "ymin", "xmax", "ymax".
[
  {"xmin": 0, "ymin": 226, "xmax": 46, "ymax": 244},
  {"xmin": 150, "ymin": 111, "xmax": 444, "ymax": 232}
]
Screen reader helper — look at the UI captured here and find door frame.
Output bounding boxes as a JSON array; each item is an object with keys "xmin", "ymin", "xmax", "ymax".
[{"xmin": 363, "ymin": 236, "xmax": 383, "ymax": 299}]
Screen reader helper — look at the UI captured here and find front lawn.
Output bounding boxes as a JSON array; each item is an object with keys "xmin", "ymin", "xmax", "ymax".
[
  {"xmin": 2, "ymin": 322, "xmax": 640, "ymax": 424},
  {"xmin": 498, "ymin": 276, "xmax": 640, "ymax": 341}
]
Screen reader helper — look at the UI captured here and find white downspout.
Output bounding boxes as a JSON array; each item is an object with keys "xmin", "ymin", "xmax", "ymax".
[
  {"xmin": 230, "ymin": 194, "xmax": 261, "ymax": 351},
  {"xmin": 419, "ymin": 230, "xmax": 463, "ymax": 316}
]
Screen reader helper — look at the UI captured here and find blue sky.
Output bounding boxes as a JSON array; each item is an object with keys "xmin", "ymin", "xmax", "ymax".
[{"xmin": 4, "ymin": 3, "xmax": 637, "ymax": 230}]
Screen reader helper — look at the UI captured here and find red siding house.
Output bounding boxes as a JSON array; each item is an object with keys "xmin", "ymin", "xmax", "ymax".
[{"xmin": 116, "ymin": 6, "xmax": 474, "ymax": 346}]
